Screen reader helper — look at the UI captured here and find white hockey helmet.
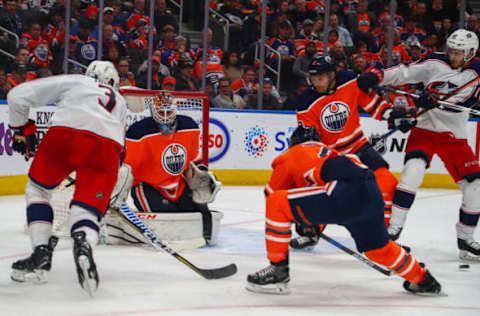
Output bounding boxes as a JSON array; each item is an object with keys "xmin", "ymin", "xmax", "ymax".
[
  {"xmin": 148, "ymin": 92, "xmax": 177, "ymax": 134},
  {"xmin": 446, "ymin": 29, "xmax": 479, "ymax": 62},
  {"xmin": 85, "ymin": 60, "xmax": 120, "ymax": 90}
]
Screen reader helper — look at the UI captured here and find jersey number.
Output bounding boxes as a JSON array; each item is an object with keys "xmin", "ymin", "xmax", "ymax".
[{"xmin": 98, "ymin": 84, "xmax": 116, "ymax": 112}]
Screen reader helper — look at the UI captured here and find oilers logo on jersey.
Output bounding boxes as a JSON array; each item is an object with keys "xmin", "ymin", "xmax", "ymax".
[
  {"xmin": 320, "ymin": 102, "xmax": 350, "ymax": 132},
  {"xmin": 81, "ymin": 44, "xmax": 96, "ymax": 61},
  {"xmin": 162, "ymin": 144, "xmax": 187, "ymax": 175}
]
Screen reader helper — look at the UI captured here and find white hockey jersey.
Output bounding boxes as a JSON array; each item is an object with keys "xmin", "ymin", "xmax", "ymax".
[
  {"xmin": 381, "ymin": 53, "xmax": 480, "ymax": 139},
  {"xmin": 7, "ymin": 74, "xmax": 127, "ymax": 146}
]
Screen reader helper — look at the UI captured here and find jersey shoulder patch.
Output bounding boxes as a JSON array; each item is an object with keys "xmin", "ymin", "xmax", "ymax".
[
  {"xmin": 176, "ymin": 115, "xmax": 199, "ymax": 131},
  {"xmin": 126, "ymin": 117, "xmax": 158, "ymax": 140}
]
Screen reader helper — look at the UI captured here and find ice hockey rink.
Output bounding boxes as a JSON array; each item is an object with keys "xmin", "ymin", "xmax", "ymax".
[{"xmin": 1, "ymin": 186, "xmax": 479, "ymax": 316}]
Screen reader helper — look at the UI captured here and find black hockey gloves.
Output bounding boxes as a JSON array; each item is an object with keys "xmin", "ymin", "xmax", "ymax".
[
  {"xmin": 295, "ymin": 223, "xmax": 326, "ymax": 238},
  {"xmin": 414, "ymin": 90, "xmax": 438, "ymax": 109},
  {"xmin": 387, "ymin": 107, "xmax": 417, "ymax": 133},
  {"xmin": 357, "ymin": 67, "xmax": 384, "ymax": 93},
  {"xmin": 9, "ymin": 119, "xmax": 37, "ymax": 160}
]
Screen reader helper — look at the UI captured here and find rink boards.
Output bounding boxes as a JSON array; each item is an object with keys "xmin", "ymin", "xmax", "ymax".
[{"xmin": 1, "ymin": 103, "xmax": 480, "ymax": 195}]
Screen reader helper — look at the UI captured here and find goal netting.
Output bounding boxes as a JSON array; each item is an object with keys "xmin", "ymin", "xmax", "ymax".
[{"xmin": 50, "ymin": 88, "xmax": 210, "ymax": 237}]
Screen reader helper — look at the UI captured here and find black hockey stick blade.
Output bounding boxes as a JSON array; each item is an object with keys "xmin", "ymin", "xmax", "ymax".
[{"xmin": 111, "ymin": 204, "xmax": 238, "ymax": 279}]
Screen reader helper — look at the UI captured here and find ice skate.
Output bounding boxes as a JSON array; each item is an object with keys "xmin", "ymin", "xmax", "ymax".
[
  {"xmin": 403, "ymin": 269, "xmax": 442, "ymax": 296},
  {"xmin": 11, "ymin": 236, "xmax": 58, "ymax": 284},
  {"xmin": 458, "ymin": 238, "xmax": 480, "ymax": 261},
  {"xmin": 246, "ymin": 263, "xmax": 290, "ymax": 294},
  {"xmin": 72, "ymin": 231, "xmax": 99, "ymax": 297}
]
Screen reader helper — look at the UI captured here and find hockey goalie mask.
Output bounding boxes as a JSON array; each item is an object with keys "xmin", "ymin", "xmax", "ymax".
[
  {"xmin": 85, "ymin": 61, "xmax": 120, "ymax": 90},
  {"xmin": 149, "ymin": 92, "xmax": 177, "ymax": 135},
  {"xmin": 447, "ymin": 29, "xmax": 479, "ymax": 63}
]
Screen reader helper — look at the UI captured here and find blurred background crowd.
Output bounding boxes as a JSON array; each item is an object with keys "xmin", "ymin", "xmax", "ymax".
[{"xmin": 0, "ymin": 0, "xmax": 478, "ymax": 110}]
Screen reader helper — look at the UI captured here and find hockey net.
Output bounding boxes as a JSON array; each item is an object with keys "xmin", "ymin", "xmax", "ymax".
[{"xmin": 50, "ymin": 88, "xmax": 210, "ymax": 237}]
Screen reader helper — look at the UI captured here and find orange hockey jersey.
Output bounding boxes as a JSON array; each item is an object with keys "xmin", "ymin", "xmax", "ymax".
[
  {"xmin": 124, "ymin": 115, "xmax": 201, "ymax": 202},
  {"xmin": 296, "ymin": 76, "xmax": 390, "ymax": 154},
  {"xmin": 265, "ymin": 141, "xmax": 367, "ymax": 195}
]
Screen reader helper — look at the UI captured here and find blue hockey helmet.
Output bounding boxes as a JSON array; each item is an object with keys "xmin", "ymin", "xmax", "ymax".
[{"xmin": 308, "ymin": 55, "xmax": 336, "ymax": 76}]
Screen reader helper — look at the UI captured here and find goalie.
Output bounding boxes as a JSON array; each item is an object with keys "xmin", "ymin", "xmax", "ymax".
[{"xmin": 109, "ymin": 92, "xmax": 221, "ymax": 246}]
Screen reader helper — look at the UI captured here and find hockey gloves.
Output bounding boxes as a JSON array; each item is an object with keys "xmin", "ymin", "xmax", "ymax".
[
  {"xmin": 9, "ymin": 119, "xmax": 37, "ymax": 160},
  {"xmin": 295, "ymin": 223, "xmax": 326, "ymax": 239},
  {"xmin": 414, "ymin": 90, "xmax": 438, "ymax": 109},
  {"xmin": 357, "ymin": 67, "xmax": 384, "ymax": 93},
  {"xmin": 387, "ymin": 107, "xmax": 417, "ymax": 133}
]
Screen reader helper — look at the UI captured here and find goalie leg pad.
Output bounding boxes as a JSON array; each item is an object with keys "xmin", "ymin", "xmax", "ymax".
[{"xmin": 110, "ymin": 164, "xmax": 134, "ymax": 210}]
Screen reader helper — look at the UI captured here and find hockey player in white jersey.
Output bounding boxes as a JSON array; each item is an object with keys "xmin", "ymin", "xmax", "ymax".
[
  {"xmin": 7, "ymin": 61, "xmax": 127, "ymax": 296},
  {"xmin": 358, "ymin": 29, "xmax": 480, "ymax": 260}
]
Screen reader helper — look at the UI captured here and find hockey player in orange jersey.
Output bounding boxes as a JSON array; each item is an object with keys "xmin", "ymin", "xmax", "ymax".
[
  {"xmin": 246, "ymin": 125, "xmax": 441, "ymax": 295},
  {"xmin": 111, "ymin": 92, "xmax": 221, "ymax": 243},
  {"xmin": 289, "ymin": 55, "xmax": 416, "ymax": 249}
]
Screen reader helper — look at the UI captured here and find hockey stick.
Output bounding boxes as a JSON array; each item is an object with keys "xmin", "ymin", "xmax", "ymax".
[
  {"xmin": 318, "ymin": 232, "xmax": 392, "ymax": 276},
  {"xmin": 380, "ymin": 86, "xmax": 480, "ymax": 116},
  {"xmin": 110, "ymin": 203, "xmax": 237, "ymax": 280}
]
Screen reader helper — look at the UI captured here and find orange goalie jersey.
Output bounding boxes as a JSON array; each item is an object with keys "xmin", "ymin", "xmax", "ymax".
[
  {"xmin": 296, "ymin": 78, "xmax": 390, "ymax": 154},
  {"xmin": 124, "ymin": 115, "xmax": 201, "ymax": 202}
]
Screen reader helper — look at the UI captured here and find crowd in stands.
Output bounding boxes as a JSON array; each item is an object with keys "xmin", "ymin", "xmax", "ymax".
[{"xmin": 0, "ymin": 0, "xmax": 478, "ymax": 110}]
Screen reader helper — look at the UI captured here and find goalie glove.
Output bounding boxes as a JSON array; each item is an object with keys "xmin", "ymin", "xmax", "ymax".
[
  {"xmin": 9, "ymin": 119, "xmax": 37, "ymax": 160},
  {"xmin": 185, "ymin": 162, "xmax": 221, "ymax": 204}
]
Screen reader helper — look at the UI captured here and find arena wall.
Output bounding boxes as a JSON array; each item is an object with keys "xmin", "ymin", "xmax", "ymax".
[{"xmin": 1, "ymin": 102, "xmax": 479, "ymax": 195}]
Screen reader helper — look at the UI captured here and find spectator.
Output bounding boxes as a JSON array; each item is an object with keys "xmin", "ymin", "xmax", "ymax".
[
  {"xmin": 126, "ymin": 0, "xmax": 151, "ymax": 31},
  {"xmin": 293, "ymin": 40, "xmax": 318, "ymax": 79},
  {"xmin": 154, "ymin": 0, "xmax": 179, "ymax": 34},
  {"xmin": 192, "ymin": 50, "xmax": 225, "ymax": 89},
  {"xmin": 105, "ymin": 42, "xmax": 122, "ymax": 66},
  {"xmin": 430, "ymin": 0, "xmax": 448, "ymax": 33},
  {"xmin": 232, "ymin": 67, "xmax": 257, "ymax": 101},
  {"xmin": 175, "ymin": 59, "xmax": 200, "ymax": 91},
  {"xmin": 400, "ymin": 15, "xmax": 426, "ymax": 44},
  {"xmin": 102, "ymin": 24, "xmax": 126, "ymax": 58},
  {"xmin": 289, "ymin": 0, "xmax": 317, "ymax": 36},
  {"xmin": 213, "ymin": 78, "xmax": 246, "ymax": 109},
  {"xmin": 424, "ymin": 32, "xmax": 442, "ymax": 56},
  {"xmin": 447, "ymin": 0, "xmax": 473, "ymax": 26},
  {"xmin": 136, "ymin": 48, "xmax": 170, "ymax": 78},
  {"xmin": 136, "ymin": 56, "xmax": 165, "ymax": 90},
  {"xmin": 267, "ymin": 20, "xmax": 296, "ymax": 92},
  {"xmin": 406, "ymin": 38, "xmax": 423, "ymax": 62},
  {"xmin": 157, "ymin": 24, "xmax": 176, "ymax": 53},
  {"xmin": 6, "ymin": 62, "xmax": 27, "ymax": 89},
  {"xmin": 128, "ymin": 18, "xmax": 148, "ymax": 49},
  {"xmin": 162, "ymin": 35, "xmax": 191, "ymax": 72},
  {"xmin": 117, "ymin": 58, "xmax": 136, "ymax": 87},
  {"xmin": 222, "ymin": 50, "xmax": 242, "ymax": 82},
  {"xmin": 162, "ymin": 76, "xmax": 176, "ymax": 91},
  {"xmin": 378, "ymin": 2, "xmax": 404, "ymax": 29},
  {"xmin": 85, "ymin": 4, "xmax": 99, "ymax": 27},
  {"xmin": 190, "ymin": 28, "xmax": 223, "ymax": 63},
  {"xmin": 14, "ymin": 47, "xmax": 30, "ymax": 66},
  {"xmin": 219, "ymin": 0, "xmax": 245, "ymax": 51},
  {"xmin": 75, "ymin": 18, "xmax": 98, "ymax": 66},
  {"xmin": 467, "ymin": 15, "xmax": 480, "ymax": 39},
  {"xmin": 350, "ymin": 53, "xmax": 368, "ymax": 75},
  {"xmin": 11, "ymin": 47, "xmax": 37, "ymax": 80},
  {"xmin": 0, "ymin": 0, "xmax": 23, "ymax": 37},
  {"xmin": 438, "ymin": 17, "xmax": 456, "ymax": 47},
  {"xmin": 20, "ymin": 22, "xmax": 53, "ymax": 69},
  {"xmin": 372, "ymin": 14, "xmax": 391, "ymax": 50},
  {"xmin": 311, "ymin": 16, "xmax": 324, "ymax": 41},
  {"xmin": 248, "ymin": 78, "xmax": 282, "ymax": 110},
  {"xmin": 413, "ymin": 1, "xmax": 434, "ymax": 33},
  {"xmin": 328, "ymin": 13, "xmax": 354, "ymax": 50},
  {"xmin": 347, "ymin": 0, "xmax": 378, "ymax": 53},
  {"xmin": 296, "ymin": 19, "xmax": 319, "ymax": 40},
  {"xmin": 284, "ymin": 79, "xmax": 308, "ymax": 110},
  {"xmin": 329, "ymin": 40, "xmax": 348, "ymax": 66}
]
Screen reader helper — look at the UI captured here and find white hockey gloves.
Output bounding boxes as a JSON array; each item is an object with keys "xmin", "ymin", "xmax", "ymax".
[
  {"xmin": 185, "ymin": 162, "xmax": 221, "ymax": 204},
  {"xmin": 109, "ymin": 164, "xmax": 134, "ymax": 210}
]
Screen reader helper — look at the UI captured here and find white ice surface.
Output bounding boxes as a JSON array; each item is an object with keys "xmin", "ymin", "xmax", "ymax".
[{"xmin": 1, "ymin": 187, "xmax": 479, "ymax": 316}]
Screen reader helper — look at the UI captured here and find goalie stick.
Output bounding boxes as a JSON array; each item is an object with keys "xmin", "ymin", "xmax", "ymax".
[
  {"xmin": 110, "ymin": 203, "xmax": 237, "ymax": 280},
  {"xmin": 318, "ymin": 232, "xmax": 392, "ymax": 276}
]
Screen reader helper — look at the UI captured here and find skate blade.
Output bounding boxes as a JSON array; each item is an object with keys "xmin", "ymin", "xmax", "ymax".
[
  {"xmin": 78, "ymin": 256, "xmax": 97, "ymax": 298},
  {"xmin": 459, "ymin": 251, "xmax": 480, "ymax": 262},
  {"xmin": 245, "ymin": 282, "xmax": 291, "ymax": 295},
  {"xmin": 11, "ymin": 269, "xmax": 48, "ymax": 284}
]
